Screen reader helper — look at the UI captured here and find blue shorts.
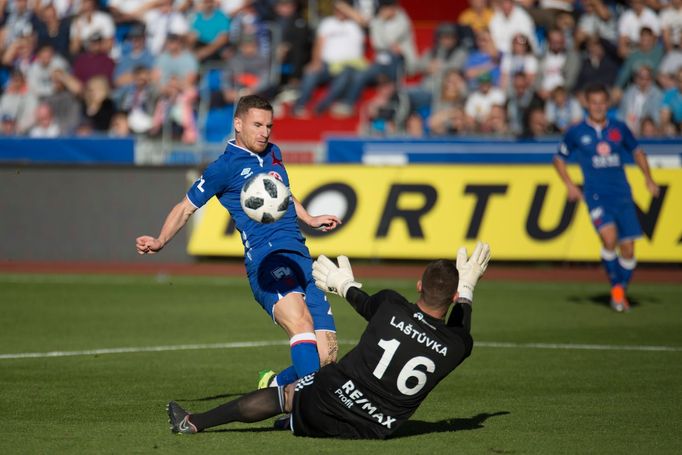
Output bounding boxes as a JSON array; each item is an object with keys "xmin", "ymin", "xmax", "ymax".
[
  {"xmin": 246, "ymin": 250, "xmax": 336, "ymax": 332},
  {"xmin": 585, "ymin": 194, "xmax": 642, "ymax": 242}
]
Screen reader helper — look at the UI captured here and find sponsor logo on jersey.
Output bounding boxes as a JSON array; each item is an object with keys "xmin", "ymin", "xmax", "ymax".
[
  {"xmin": 412, "ymin": 312, "xmax": 436, "ymax": 330},
  {"xmin": 334, "ymin": 380, "xmax": 396, "ymax": 429},
  {"xmin": 268, "ymin": 171, "xmax": 283, "ymax": 182},
  {"xmin": 241, "ymin": 168, "xmax": 253, "ymax": 179},
  {"xmin": 390, "ymin": 316, "xmax": 447, "ymax": 356},
  {"xmin": 596, "ymin": 141, "xmax": 611, "ymax": 156}
]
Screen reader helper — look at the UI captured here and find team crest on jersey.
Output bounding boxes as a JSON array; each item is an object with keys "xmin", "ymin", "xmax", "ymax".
[
  {"xmin": 268, "ymin": 171, "xmax": 283, "ymax": 182},
  {"xmin": 580, "ymin": 135, "xmax": 592, "ymax": 145},
  {"xmin": 241, "ymin": 168, "xmax": 253, "ymax": 179},
  {"xmin": 596, "ymin": 141, "xmax": 611, "ymax": 156},
  {"xmin": 607, "ymin": 128, "xmax": 622, "ymax": 143}
]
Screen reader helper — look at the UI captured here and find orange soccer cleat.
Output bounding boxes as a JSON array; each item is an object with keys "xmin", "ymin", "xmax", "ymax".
[{"xmin": 610, "ymin": 285, "xmax": 630, "ymax": 313}]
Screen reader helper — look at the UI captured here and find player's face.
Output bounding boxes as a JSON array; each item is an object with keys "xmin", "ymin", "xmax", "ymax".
[
  {"xmin": 234, "ymin": 108, "xmax": 273, "ymax": 153},
  {"xmin": 586, "ymin": 92, "xmax": 608, "ymax": 124}
]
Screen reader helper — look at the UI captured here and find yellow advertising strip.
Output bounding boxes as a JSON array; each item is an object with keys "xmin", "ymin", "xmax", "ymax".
[{"xmin": 187, "ymin": 165, "xmax": 682, "ymax": 262}]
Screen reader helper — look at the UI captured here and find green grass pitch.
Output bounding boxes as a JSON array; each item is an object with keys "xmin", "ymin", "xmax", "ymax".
[{"xmin": 0, "ymin": 273, "xmax": 681, "ymax": 454}]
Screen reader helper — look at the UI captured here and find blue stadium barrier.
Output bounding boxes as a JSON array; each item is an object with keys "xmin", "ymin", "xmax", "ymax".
[
  {"xmin": 0, "ymin": 137, "xmax": 135, "ymax": 164},
  {"xmin": 325, "ymin": 137, "xmax": 682, "ymax": 164}
]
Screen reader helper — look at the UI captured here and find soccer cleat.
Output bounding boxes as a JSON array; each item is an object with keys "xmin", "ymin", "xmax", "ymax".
[
  {"xmin": 258, "ymin": 369, "xmax": 277, "ymax": 389},
  {"xmin": 610, "ymin": 285, "xmax": 630, "ymax": 313},
  {"xmin": 167, "ymin": 401, "xmax": 198, "ymax": 434},
  {"xmin": 273, "ymin": 413, "xmax": 292, "ymax": 431}
]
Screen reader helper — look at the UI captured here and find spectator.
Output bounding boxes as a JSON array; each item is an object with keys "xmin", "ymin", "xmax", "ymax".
[
  {"xmin": 1, "ymin": 27, "xmax": 36, "ymax": 75},
  {"xmin": 639, "ymin": 116, "xmax": 660, "ymax": 137},
  {"xmin": 333, "ymin": 0, "xmax": 417, "ymax": 116},
  {"xmin": 657, "ymin": 45, "xmax": 682, "ymax": 89},
  {"xmin": 545, "ymin": 85, "xmax": 583, "ymax": 132},
  {"xmin": 426, "ymin": 68, "xmax": 468, "ymax": 135},
  {"xmin": 26, "ymin": 44, "xmax": 70, "ymax": 99},
  {"xmin": 0, "ymin": 70, "xmax": 38, "ymax": 134},
  {"xmin": 618, "ymin": 65, "xmax": 663, "ymax": 134},
  {"xmin": 151, "ymin": 31, "xmax": 199, "ymax": 143},
  {"xmin": 109, "ymin": 111, "xmax": 131, "ymax": 137},
  {"xmin": 660, "ymin": 68, "xmax": 682, "ymax": 134},
  {"xmin": 575, "ymin": 0, "xmax": 618, "ymax": 48},
  {"xmin": 499, "ymin": 33, "xmax": 538, "ymax": 93},
  {"xmin": 574, "ymin": 36, "xmax": 620, "ymax": 96},
  {"xmin": 458, "ymin": 0, "xmax": 493, "ymax": 33},
  {"xmin": 660, "ymin": 0, "xmax": 682, "ymax": 51},
  {"xmin": 114, "ymin": 66, "xmax": 157, "ymax": 134},
  {"xmin": 221, "ymin": 34, "xmax": 274, "ymax": 104},
  {"xmin": 69, "ymin": 0, "xmax": 115, "ymax": 55},
  {"xmin": 488, "ymin": 0, "xmax": 537, "ymax": 55},
  {"xmin": 507, "ymin": 71, "xmax": 544, "ymax": 136},
  {"xmin": 523, "ymin": 105, "xmax": 558, "ymax": 138},
  {"xmin": 615, "ymin": 27, "xmax": 664, "ymax": 89},
  {"xmin": 464, "ymin": 72, "xmax": 506, "ymax": 131},
  {"xmin": 1, "ymin": 114, "xmax": 17, "ymax": 136},
  {"xmin": 139, "ymin": 0, "xmax": 190, "ymax": 55},
  {"xmin": 290, "ymin": 0, "xmax": 366, "ymax": 117},
  {"xmin": 481, "ymin": 103, "xmax": 510, "ymax": 136},
  {"xmin": 29, "ymin": 102, "xmax": 61, "ymax": 137},
  {"xmin": 32, "ymin": 3, "xmax": 71, "ymax": 60},
  {"xmin": 406, "ymin": 23, "xmax": 469, "ymax": 118},
  {"xmin": 108, "ymin": 0, "xmax": 156, "ymax": 25},
  {"xmin": 536, "ymin": 28, "xmax": 580, "ymax": 99},
  {"xmin": 45, "ymin": 69, "xmax": 84, "ymax": 135},
  {"xmin": 188, "ymin": 0, "xmax": 231, "ymax": 63},
  {"xmin": 229, "ymin": 0, "xmax": 271, "ymax": 58},
  {"xmin": 464, "ymin": 29, "xmax": 501, "ymax": 89},
  {"xmin": 363, "ymin": 80, "xmax": 402, "ymax": 136},
  {"xmin": 81, "ymin": 75, "xmax": 116, "ymax": 132},
  {"xmin": 520, "ymin": 0, "xmax": 575, "ymax": 31},
  {"xmin": 113, "ymin": 23, "xmax": 155, "ymax": 88},
  {"xmin": 0, "ymin": 0, "xmax": 34, "ymax": 49},
  {"xmin": 272, "ymin": 0, "xmax": 312, "ymax": 88},
  {"xmin": 73, "ymin": 33, "xmax": 116, "ymax": 84},
  {"xmin": 617, "ymin": 0, "xmax": 661, "ymax": 58}
]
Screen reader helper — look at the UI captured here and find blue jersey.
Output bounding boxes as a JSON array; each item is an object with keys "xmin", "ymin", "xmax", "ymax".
[
  {"xmin": 557, "ymin": 119, "xmax": 639, "ymax": 199},
  {"xmin": 186, "ymin": 139, "xmax": 308, "ymax": 266}
]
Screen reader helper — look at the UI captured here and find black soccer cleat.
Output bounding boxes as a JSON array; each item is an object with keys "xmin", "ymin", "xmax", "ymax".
[{"xmin": 167, "ymin": 401, "xmax": 198, "ymax": 434}]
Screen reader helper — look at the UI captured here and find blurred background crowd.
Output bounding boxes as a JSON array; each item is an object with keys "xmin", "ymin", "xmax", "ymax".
[{"xmin": 1, "ymin": 0, "xmax": 681, "ymax": 142}]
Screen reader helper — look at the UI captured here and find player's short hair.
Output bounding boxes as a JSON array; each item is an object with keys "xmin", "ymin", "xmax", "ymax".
[
  {"xmin": 584, "ymin": 83, "xmax": 610, "ymax": 100},
  {"xmin": 420, "ymin": 259, "xmax": 459, "ymax": 308},
  {"xmin": 235, "ymin": 95, "xmax": 273, "ymax": 119}
]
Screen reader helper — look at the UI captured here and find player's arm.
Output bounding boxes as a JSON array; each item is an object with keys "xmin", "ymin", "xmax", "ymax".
[
  {"xmin": 447, "ymin": 241, "xmax": 491, "ymax": 330},
  {"xmin": 552, "ymin": 155, "xmax": 582, "ymax": 202},
  {"xmin": 633, "ymin": 149, "xmax": 660, "ymax": 197},
  {"xmin": 136, "ymin": 197, "xmax": 197, "ymax": 254},
  {"xmin": 292, "ymin": 195, "xmax": 341, "ymax": 232}
]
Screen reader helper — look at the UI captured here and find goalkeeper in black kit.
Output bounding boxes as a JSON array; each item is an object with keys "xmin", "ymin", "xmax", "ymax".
[{"xmin": 167, "ymin": 241, "xmax": 491, "ymax": 439}]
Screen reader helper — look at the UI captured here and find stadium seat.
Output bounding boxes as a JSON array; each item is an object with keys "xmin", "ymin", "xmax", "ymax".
[{"xmin": 204, "ymin": 105, "xmax": 234, "ymax": 143}]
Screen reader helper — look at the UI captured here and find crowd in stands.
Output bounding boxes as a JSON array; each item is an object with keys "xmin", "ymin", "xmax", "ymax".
[{"xmin": 1, "ymin": 0, "xmax": 682, "ymax": 142}]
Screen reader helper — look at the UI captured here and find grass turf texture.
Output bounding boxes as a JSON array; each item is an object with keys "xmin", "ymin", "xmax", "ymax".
[{"xmin": 0, "ymin": 274, "xmax": 681, "ymax": 454}]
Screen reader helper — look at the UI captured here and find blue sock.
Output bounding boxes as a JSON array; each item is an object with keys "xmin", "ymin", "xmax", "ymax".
[
  {"xmin": 273, "ymin": 366, "xmax": 298, "ymax": 387},
  {"xmin": 618, "ymin": 256, "xmax": 636, "ymax": 288},
  {"xmin": 290, "ymin": 332, "xmax": 319, "ymax": 378},
  {"xmin": 601, "ymin": 248, "xmax": 620, "ymax": 287}
]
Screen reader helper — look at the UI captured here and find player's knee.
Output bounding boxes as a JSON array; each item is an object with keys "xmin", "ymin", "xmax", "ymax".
[{"xmin": 283, "ymin": 384, "xmax": 295, "ymax": 413}]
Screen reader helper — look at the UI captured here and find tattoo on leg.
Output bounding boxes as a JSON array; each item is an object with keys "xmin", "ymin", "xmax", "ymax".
[{"xmin": 325, "ymin": 332, "xmax": 338, "ymax": 365}]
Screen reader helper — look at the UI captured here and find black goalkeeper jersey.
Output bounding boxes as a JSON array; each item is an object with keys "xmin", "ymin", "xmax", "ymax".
[{"xmin": 291, "ymin": 287, "xmax": 473, "ymax": 439}]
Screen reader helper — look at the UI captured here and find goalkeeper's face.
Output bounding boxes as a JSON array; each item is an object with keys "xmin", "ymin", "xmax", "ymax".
[{"xmin": 235, "ymin": 108, "xmax": 273, "ymax": 153}]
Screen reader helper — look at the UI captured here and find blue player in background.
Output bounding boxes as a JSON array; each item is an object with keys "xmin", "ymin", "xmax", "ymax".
[
  {"xmin": 553, "ymin": 84, "xmax": 660, "ymax": 312},
  {"xmin": 136, "ymin": 95, "xmax": 341, "ymax": 385}
]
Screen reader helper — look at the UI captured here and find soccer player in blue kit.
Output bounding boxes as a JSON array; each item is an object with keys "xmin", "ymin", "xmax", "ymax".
[
  {"xmin": 553, "ymin": 84, "xmax": 660, "ymax": 312},
  {"xmin": 136, "ymin": 95, "xmax": 341, "ymax": 384}
]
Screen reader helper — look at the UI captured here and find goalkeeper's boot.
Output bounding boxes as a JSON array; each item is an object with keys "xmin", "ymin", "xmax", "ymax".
[
  {"xmin": 167, "ymin": 401, "xmax": 198, "ymax": 434},
  {"xmin": 258, "ymin": 369, "xmax": 277, "ymax": 389},
  {"xmin": 273, "ymin": 413, "xmax": 292, "ymax": 431},
  {"xmin": 610, "ymin": 285, "xmax": 630, "ymax": 313}
]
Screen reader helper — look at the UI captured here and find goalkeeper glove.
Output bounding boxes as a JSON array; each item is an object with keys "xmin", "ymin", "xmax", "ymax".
[
  {"xmin": 456, "ymin": 241, "xmax": 491, "ymax": 302},
  {"xmin": 312, "ymin": 255, "xmax": 362, "ymax": 298}
]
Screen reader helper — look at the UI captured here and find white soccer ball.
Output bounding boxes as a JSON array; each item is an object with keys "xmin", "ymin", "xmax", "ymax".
[{"xmin": 240, "ymin": 173, "xmax": 291, "ymax": 223}]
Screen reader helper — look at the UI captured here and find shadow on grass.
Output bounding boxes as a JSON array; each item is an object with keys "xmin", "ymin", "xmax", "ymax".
[
  {"xmin": 391, "ymin": 411, "xmax": 510, "ymax": 438},
  {"xmin": 567, "ymin": 293, "xmax": 654, "ymax": 308}
]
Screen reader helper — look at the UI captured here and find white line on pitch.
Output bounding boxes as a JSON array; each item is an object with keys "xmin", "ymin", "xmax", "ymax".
[{"xmin": 1, "ymin": 340, "xmax": 681, "ymax": 360}]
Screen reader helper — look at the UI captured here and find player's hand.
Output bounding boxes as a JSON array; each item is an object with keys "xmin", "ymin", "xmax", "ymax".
[
  {"xmin": 566, "ymin": 183, "xmax": 583, "ymax": 202},
  {"xmin": 646, "ymin": 179, "xmax": 660, "ymax": 198},
  {"xmin": 307, "ymin": 215, "xmax": 341, "ymax": 232},
  {"xmin": 136, "ymin": 236, "xmax": 163, "ymax": 255},
  {"xmin": 312, "ymin": 255, "xmax": 362, "ymax": 298},
  {"xmin": 456, "ymin": 241, "xmax": 491, "ymax": 302}
]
